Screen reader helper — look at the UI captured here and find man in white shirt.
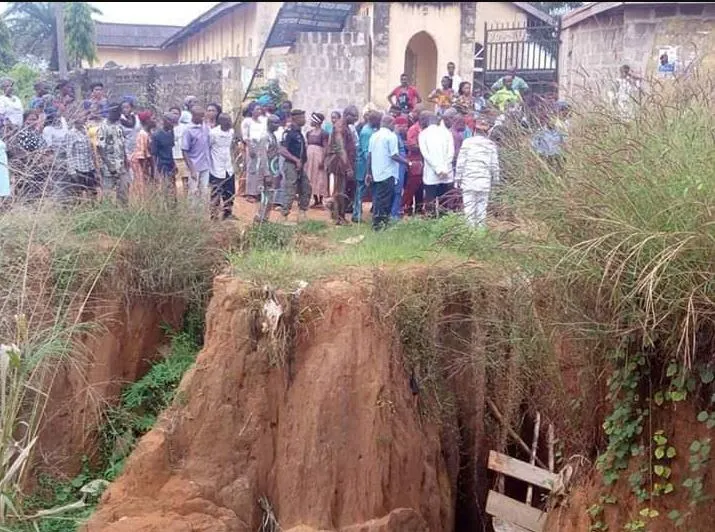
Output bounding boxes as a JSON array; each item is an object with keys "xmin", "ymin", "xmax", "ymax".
[
  {"xmin": 455, "ymin": 119, "xmax": 500, "ymax": 227},
  {"xmin": 209, "ymin": 113, "xmax": 236, "ymax": 220},
  {"xmin": 418, "ymin": 112, "xmax": 455, "ymax": 216},
  {"xmin": 366, "ymin": 114, "xmax": 410, "ymax": 230},
  {"xmin": 446, "ymin": 62, "xmax": 463, "ymax": 93}
]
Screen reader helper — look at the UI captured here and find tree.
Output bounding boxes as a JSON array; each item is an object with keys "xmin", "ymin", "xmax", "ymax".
[
  {"xmin": 0, "ymin": 19, "xmax": 15, "ymax": 70},
  {"xmin": 3, "ymin": 2, "xmax": 100, "ymax": 71},
  {"xmin": 64, "ymin": 2, "xmax": 99, "ymax": 67},
  {"xmin": 529, "ymin": 2, "xmax": 583, "ymax": 16},
  {"xmin": 3, "ymin": 2, "xmax": 56, "ymax": 69}
]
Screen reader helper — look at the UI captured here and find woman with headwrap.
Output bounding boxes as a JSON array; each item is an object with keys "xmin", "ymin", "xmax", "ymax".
[
  {"xmin": 120, "ymin": 97, "xmax": 141, "ymax": 168},
  {"xmin": 305, "ymin": 112, "xmax": 328, "ymax": 207}
]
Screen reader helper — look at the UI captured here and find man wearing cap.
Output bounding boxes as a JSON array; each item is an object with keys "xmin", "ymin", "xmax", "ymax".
[
  {"xmin": 279, "ymin": 109, "xmax": 310, "ymax": 224},
  {"xmin": 455, "ymin": 118, "xmax": 500, "ymax": 227}
]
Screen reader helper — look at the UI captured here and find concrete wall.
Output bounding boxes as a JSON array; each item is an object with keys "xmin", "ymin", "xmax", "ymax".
[
  {"xmin": 95, "ymin": 47, "xmax": 178, "ymax": 68},
  {"xmin": 293, "ymin": 15, "xmax": 371, "ymax": 115},
  {"xmin": 70, "ymin": 63, "xmax": 223, "ymax": 111},
  {"xmin": 176, "ymin": 3, "xmax": 282, "ymax": 64},
  {"xmin": 560, "ymin": 3, "xmax": 715, "ymax": 97}
]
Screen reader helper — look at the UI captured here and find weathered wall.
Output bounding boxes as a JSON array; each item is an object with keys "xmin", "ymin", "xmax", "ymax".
[
  {"xmin": 293, "ymin": 15, "xmax": 371, "ymax": 115},
  {"xmin": 560, "ymin": 3, "xmax": 715, "ymax": 97},
  {"xmin": 474, "ymin": 1, "xmax": 527, "ymax": 44},
  {"xmin": 176, "ymin": 3, "xmax": 282, "ymax": 64},
  {"xmin": 70, "ymin": 63, "xmax": 223, "ymax": 111},
  {"xmin": 95, "ymin": 47, "xmax": 178, "ymax": 68}
]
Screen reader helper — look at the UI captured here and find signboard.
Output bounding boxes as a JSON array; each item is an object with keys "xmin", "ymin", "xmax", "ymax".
[{"xmin": 265, "ymin": 2, "xmax": 356, "ymax": 48}]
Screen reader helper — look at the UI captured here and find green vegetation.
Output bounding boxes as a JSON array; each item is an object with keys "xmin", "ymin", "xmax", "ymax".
[{"xmin": 0, "ymin": 195, "xmax": 220, "ymax": 529}]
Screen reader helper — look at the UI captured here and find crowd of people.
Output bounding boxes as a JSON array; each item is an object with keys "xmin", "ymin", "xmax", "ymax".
[{"xmin": 0, "ymin": 61, "xmax": 572, "ymax": 230}]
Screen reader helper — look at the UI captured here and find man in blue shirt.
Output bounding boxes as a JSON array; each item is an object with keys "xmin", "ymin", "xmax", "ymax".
[{"xmin": 366, "ymin": 115, "xmax": 411, "ymax": 231}]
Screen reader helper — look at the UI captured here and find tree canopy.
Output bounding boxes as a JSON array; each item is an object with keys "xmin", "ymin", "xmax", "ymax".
[
  {"xmin": 65, "ymin": 2, "xmax": 99, "ymax": 67},
  {"xmin": 529, "ymin": 2, "xmax": 583, "ymax": 16},
  {"xmin": 3, "ymin": 2, "xmax": 100, "ymax": 71}
]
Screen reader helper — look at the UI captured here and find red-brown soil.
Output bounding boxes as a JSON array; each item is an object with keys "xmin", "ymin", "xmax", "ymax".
[{"xmin": 84, "ymin": 276, "xmax": 463, "ymax": 531}]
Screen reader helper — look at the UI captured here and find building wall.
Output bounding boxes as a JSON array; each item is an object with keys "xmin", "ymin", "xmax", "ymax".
[
  {"xmin": 71, "ymin": 63, "xmax": 223, "ymax": 110},
  {"xmin": 560, "ymin": 3, "xmax": 715, "ymax": 97},
  {"xmin": 474, "ymin": 2, "xmax": 527, "ymax": 44},
  {"xmin": 293, "ymin": 16, "xmax": 372, "ymax": 115},
  {"xmin": 176, "ymin": 3, "xmax": 282, "ymax": 63},
  {"xmin": 95, "ymin": 47, "xmax": 178, "ymax": 67}
]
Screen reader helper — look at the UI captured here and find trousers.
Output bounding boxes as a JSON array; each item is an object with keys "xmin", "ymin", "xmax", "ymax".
[
  {"xmin": 462, "ymin": 188, "xmax": 490, "ymax": 227},
  {"xmin": 372, "ymin": 177, "xmax": 395, "ymax": 231},
  {"xmin": 281, "ymin": 161, "xmax": 311, "ymax": 215}
]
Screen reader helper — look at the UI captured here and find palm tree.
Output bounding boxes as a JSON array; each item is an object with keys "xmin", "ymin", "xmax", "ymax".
[
  {"xmin": 3, "ymin": 2, "xmax": 100, "ymax": 71},
  {"xmin": 3, "ymin": 2, "xmax": 57, "ymax": 69}
]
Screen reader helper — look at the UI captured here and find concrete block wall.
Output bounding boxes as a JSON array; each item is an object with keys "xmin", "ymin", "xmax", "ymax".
[
  {"xmin": 71, "ymin": 63, "xmax": 223, "ymax": 111},
  {"xmin": 293, "ymin": 16, "xmax": 372, "ymax": 115},
  {"xmin": 561, "ymin": 3, "xmax": 715, "ymax": 98}
]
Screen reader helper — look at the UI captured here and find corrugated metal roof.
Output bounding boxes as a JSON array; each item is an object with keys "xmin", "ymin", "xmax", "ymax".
[{"xmin": 95, "ymin": 21, "xmax": 182, "ymax": 49}]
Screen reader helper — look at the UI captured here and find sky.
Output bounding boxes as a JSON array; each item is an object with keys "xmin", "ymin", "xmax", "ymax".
[{"xmin": 0, "ymin": 2, "xmax": 218, "ymax": 27}]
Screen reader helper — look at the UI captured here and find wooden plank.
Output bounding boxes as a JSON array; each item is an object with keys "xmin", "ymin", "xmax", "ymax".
[
  {"xmin": 488, "ymin": 451, "xmax": 558, "ymax": 492},
  {"xmin": 486, "ymin": 490, "xmax": 547, "ymax": 532},
  {"xmin": 493, "ymin": 517, "xmax": 531, "ymax": 532}
]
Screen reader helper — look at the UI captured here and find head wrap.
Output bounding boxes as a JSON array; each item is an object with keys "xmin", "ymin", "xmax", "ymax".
[
  {"xmin": 163, "ymin": 112, "xmax": 177, "ymax": 124},
  {"xmin": 184, "ymin": 95, "xmax": 197, "ymax": 108},
  {"xmin": 121, "ymin": 95, "xmax": 137, "ymax": 107},
  {"xmin": 310, "ymin": 112, "xmax": 325, "ymax": 125},
  {"xmin": 137, "ymin": 110, "xmax": 153, "ymax": 122},
  {"xmin": 257, "ymin": 94, "xmax": 272, "ymax": 107}
]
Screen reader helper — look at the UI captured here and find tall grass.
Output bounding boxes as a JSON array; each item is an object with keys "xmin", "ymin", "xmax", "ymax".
[
  {"xmin": 0, "ymin": 191, "xmax": 226, "ymax": 525},
  {"xmin": 500, "ymin": 75, "xmax": 715, "ymax": 368}
]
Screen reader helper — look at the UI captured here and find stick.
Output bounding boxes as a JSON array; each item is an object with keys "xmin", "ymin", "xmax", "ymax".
[
  {"xmin": 526, "ymin": 411, "xmax": 541, "ymax": 505},
  {"xmin": 487, "ymin": 398, "xmax": 548, "ymax": 469},
  {"xmin": 548, "ymin": 423, "xmax": 555, "ymax": 473}
]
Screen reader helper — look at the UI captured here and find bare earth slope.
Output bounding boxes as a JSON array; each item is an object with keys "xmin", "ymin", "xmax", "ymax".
[{"xmin": 85, "ymin": 276, "xmax": 456, "ymax": 531}]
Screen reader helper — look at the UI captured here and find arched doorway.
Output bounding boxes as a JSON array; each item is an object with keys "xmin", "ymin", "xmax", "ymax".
[{"xmin": 404, "ymin": 31, "xmax": 438, "ymax": 102}]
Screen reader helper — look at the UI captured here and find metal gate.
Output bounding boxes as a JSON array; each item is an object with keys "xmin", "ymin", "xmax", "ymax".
[{"xmin": 481, "ymin": 19, "xmax": 561, "ymax": 95}]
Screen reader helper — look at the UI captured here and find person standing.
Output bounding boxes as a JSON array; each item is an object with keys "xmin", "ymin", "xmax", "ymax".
[
  {"xmin": 391, "ymin": 115, "xmax": 410, "ymax": 220},
  {"xmin": 388, "ymin": 74, "xmax": 422, "ymax": 115},
  {"xmin": 428, "ymin": 76, "xmax": 455, "ymax": 117},
  {"xmin": 97, "ymin": 103, "xmax": 131, "ymax": 204},
  {"xmin": 181, "ymin": 96, "xmax": 197, "ymax": 124},
  {"xmin": 445, "ymin": 61, "xmax": 463, "ymax": 92},
  {"xmin": 84, "ymin": 82, "xmax": 109, "ymax": 118},
  {"xmin": 418, "ymin": 112, "xmax": 455, "ymax": 216},
  {"xmin": 170, "ymin": 105, "xmax": 190, "ymax": 193},
  {"xmin": 29, "ymin": 81, "xmax": 50, "ymax": 110},
  {"xmin": 241, "ymin": 103, "xmax": 267, "ymax": 201},
  {"xmin": 255, "ymin": 114, "xmax": 281, "ymax": 224},
  {"xmin": 0, "ymin": 78, "xmax": 23, "ymax": 127},
  {"xmin": 181, "ymin": 105, "xmax": 211, "ymax": 205},
  {"xmin": 353, "ymin": 110, "xmax": 381, "ymax": 223},
  {"xmin": 325, "ymin": 106, "xmax": 357, "ymax": 225},
  {"xmin": 455, "ymin": 119, "xmax": 500, "ymax": 227},
  {"xmin": 402, "ymin": 111, "xmax": 429, "ymax": 216},
  {"xmin": 491, "ymin": 67, "xmax": 529, "ymax": 94},
  {"xmin": 151, "ymin": 112, "xmax": 178, "ymax": 199},
  {"xmin": 489, "ymin": 76, "xmax": 522, "ymax": 112},
  {"xmin": 205, "ymin": 103, "xmax": 222, "ymax": 129},
  {"xmin": 12, "ymin": 109, "xmax": 48, "ymax": 199},
  {"xmin": 279, "ymin": 109, "xmax": 310, "ymax": 225},
  {"xmin": 366, "ymin": 114, "xmax": 410, "ymax": 231},
  {"xmin": 132, "ymin": 110, "xmax": 154, "ymax": 192},
  {"xmin": 65, "ymin": 114, "xmax": 99, "ymax": 199},
  {"xmin": 209, "ymin": 113, "xmax": 236, "ymax": 220},
  {"xmin": 305, "ymin": 112, "xmax": 329, "ymax": 208}
]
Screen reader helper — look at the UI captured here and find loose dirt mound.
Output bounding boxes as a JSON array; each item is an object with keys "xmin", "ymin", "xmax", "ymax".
[{"xmin": 85, "ymin": 276, "xmax": 456, "ymax": 531}]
